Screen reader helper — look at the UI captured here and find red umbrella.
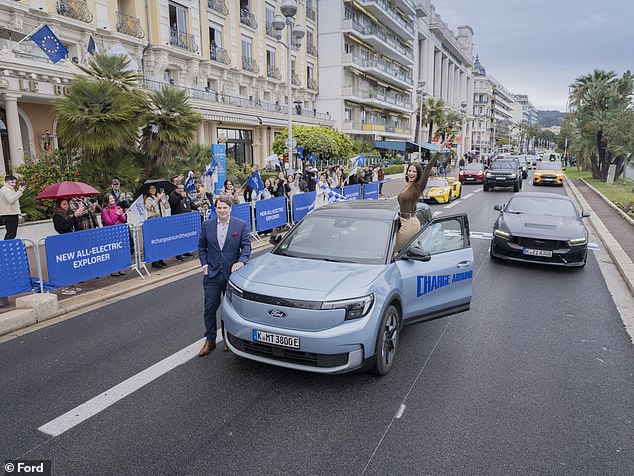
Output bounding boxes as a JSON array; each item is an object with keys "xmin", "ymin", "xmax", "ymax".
[{"xmin": 35, "ymin": 181, "xmax": 100, "ymax": 200}]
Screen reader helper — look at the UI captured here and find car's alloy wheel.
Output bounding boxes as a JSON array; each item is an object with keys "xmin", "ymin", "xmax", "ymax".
[{"xmin": 370, "ymin": 305, "xmax": 400, "ymax": 376}]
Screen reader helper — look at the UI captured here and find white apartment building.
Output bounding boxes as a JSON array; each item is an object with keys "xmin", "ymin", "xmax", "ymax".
[
  {"xmin": 0, "ymin": 0, "xmax": 332, "ymax": 174},
  {"xmin": 512, "ymin": 94, "xmax": 537, "ymax": 125}
]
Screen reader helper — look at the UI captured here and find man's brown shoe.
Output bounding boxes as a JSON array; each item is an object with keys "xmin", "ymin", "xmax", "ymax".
[{"xmin": 198, "ymin": 341, "xmax": 216, "ymax": 357}]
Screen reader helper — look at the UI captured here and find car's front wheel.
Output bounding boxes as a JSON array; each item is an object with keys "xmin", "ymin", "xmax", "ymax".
[{"xmin": 369, "ymin": 304, "xmax": 401, "ymax": 376}]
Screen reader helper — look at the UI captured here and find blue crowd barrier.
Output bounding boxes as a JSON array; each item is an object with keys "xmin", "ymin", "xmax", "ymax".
[
  {"xmin": 255, "ymin": 196, "xmax": 287, "ymax": 232},
  {"xmin": 291, "ymin": 191, "xmax": 316, "ymax": 222},
  {"xmin": 0, "ymin": 239, "xmax": 33, "ymax": 298},
  {"xmin": 142, "ymin": 212, "xmax": 201, "ymax": 263},
  {"xmin": 45, "ymin": 224, "xmax": 132, "ymax": 287},
  {"xmin": 363, "ymin": 182, "xmax": 379, "ymax": 200},
  {"xmin": 343, "ymin": 184, "xmax": 361, "ymax": 200}
]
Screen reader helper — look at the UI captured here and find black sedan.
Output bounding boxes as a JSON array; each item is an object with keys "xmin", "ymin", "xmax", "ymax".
[{"xmin": 490, "ymin": 192, "xmax": 590, "ymax": 267}]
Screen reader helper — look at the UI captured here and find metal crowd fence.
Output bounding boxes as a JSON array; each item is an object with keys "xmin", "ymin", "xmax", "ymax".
[{"xmin": 0, "ymin": 182, "xmax": 382, "ymax": 300}]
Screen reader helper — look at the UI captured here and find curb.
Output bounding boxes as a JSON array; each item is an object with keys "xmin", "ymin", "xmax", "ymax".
[
  {"xmin": 566, "ymin": 179, "xmax": 634, "ymax": 297},
  {"xmin": 580, "ymin": 178, "xmax": 634, "ymax": 227}
]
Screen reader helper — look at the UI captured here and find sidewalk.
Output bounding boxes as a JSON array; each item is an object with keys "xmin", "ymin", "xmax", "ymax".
[{"xmin": 2, "ymin": 175, "xmax": 634, "ymax": 338}]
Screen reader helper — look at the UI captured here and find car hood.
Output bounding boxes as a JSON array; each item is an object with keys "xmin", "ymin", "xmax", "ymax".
[
  {"xmin": 424, "ymin": 186, "xmax": 448, "ymax": 195},
  {"xmin": 233, "ymin": 252, "xmax": 386, "ymax": 299},
  {"xmin": 501, "ymin": 213, "xmax": 585, "ymax": 239}
]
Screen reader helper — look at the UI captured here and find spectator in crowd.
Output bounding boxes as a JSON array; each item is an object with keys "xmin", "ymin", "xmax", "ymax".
[
  {"xmin": 376, "ymin": 165, "xmax": 385, "ymax": 196},
  {"xmin": 197, "ymin": 196, "xmax": 251, "ymax": 356},
  {"xmin": 315, "ymin": 172, "xmax": 330, "ymax": 209},
  {"xmin": 169, "ymin": 183, "xmax": 200, "ymax": 262},
  {"xmin": 287, "ymin": 174, "xmax": 301, "ymax": 197},
  {"xmin": 243, "ymin": 182, "xmax": 254, "ymax": 203},
  {"xmin": 144, "ymin": 184, "xmax": 168, "ymax": 269},
  {"xmin": 259, "ymin": 178, "xmax": 273, "ymax": 200},
  {"xmin": 273, "ymin": 175, "xmax": 290, "ymax": 198},
  {"xmin": 104, "ymin": 178, "xmax": 130, "ymax": 210},
  {"xmin": 170, "ymin": 174, "xmax": 183, "ymax": 186},
  {"xmin": 305, "ymin": 169, "xmax": 317, "ymax": 192},
  {"xmin": 101, "ymin": 194, "xmax": 127, "ymax": 276},
  {"xmin": 295, "ymin": 171, "xmax": 307, "ymax": 192},
  {"xmin": 219, "ymin": 179, "xmax": 239, "ymax": 205},
  {"xmin": 346, "ymin": 169, "xmax": 358, "ymax": 186},
  {"xmin": 52, "ymin": 198, "xmax": 85, "ymax": 295},
  {"xmin": 362, "ymin": 166, "xmax": 373, "ymax": 184},
  {"xmin": 0, "ymin": 175, "xmax": 26, "ymax": 240},
  {"xmin": 70, "ymin": 197, "xmax": 100, "ymax": 230}
]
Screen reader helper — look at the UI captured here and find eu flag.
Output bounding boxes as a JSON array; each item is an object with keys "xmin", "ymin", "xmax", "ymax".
[{"xmin": 31, "ymin": 25, "xmax": 68, "ymax": 64}]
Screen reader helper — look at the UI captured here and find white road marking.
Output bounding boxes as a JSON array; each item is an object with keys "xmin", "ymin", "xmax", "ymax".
[
  {"xmin": 444, "ymin": 201, "xmax": 459, "ymax": 209},
  {"xmin": 461, "ymin": 193, "xmax": 474, "ymax": 200},
  {"xmin": 395, "ymin": 404, "xmax": 406, "ymax": 419},
  {"xmin": 38, "ymin": 337, "xmax": 208, "ymax": 436},
  {"xmin": 473, "ymin": 188, "xmax": 482, "ymax": 193}
]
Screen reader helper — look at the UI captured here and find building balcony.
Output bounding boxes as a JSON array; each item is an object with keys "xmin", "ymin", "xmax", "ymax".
[
  {"xmin": 210, "ymin": 46, "xmax": 230, "ymax": 65},
  {"xmin": 343, "ymin": 18, "xmax": 414, "ymax": 65},
  {"xmin": 291, "ymin": 73, "xmax": 301, "ymax": 86},
  {"xmin": 414, "ymin": 1, "xmax": 429, "ymax": 18},
  {"xmin": 240, "ymin": 9, "xmax": 258, "ymax": 29},
  {"xmin": 342, "ymin": 87, "xmax": 412, "ymax": 114},
  {"xmin": 347, "ymin": 55, "xmax": 413, "ymax": 88},
  {"xmin": 170, "ymin": 28, "xmax": 198, "ymax": 52},
  {"xmin": 306, "ymin": 43, "xmax": 318, "ymax": 57},
  {"xmin": 356, "ymin": 0, "xmax": 415, "ymax": 39},
  {"xmin": 267, "ymin": 66, "xmax": 282, "ymax": 80},
  {"xmin": 242, "ymin": 57, "xmax": 259, "ymax": 74},
  {"xmin": 116, "ymin": 12, "xmax": 145, "ymax": 39},
  {"xmin": 57, "ymin": 0, "xmax": 93, "ymax": 23},
  {"xmin": 343, "ymin": 121, "xmax": 412, "ymax": 137},
  {"xmin": 307, "ymin": 78, "xmax": 318, "ymax": 90},
  {"xmin": 396, "ymin": 0, "xmax": 417, "ymax": 15},
  {"xmin": 208, "ymin": 0, "xmax": 228, "ymax": 15}
]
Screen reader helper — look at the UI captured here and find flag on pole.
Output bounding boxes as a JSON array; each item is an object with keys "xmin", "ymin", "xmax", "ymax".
[
  {"xmin": 297, "ymin": 147, "xmax": 305, "ymax": 159},
  {"xmin": 106, "ymin": 43, "xmax": 139, "ymax": 71},
  {"xmin": 126, "ymin": 195, "xmax": 146, "ymax": 224},
  {"xmin": 265, "ymin": 153, "xmax": 281, "ymax": 168},
  {"xmin": 349, "ymin": 153, "xmax": 365, "ymax": 176},
  {"xmin": 30, "ymin": 24, "xmax": 68, "ymax": 64},
  {"xmin": 205, "ymin": 159, "xmax": 217, "ymax": 176},
  {"xmin": 184, "ymin": 171, "xmax": 196, "ymax": 192},
  {"xmin": 307, "ymin": 153, "xmax": 317, "ymax": 163},
  {"xmin": 317, "ymin": 180, "xmax": 349, "ymax": 203},
  {"xmin": 246, "ymin": 170, "xmax": 265, "ymax": 192},
  {"xmin": 87, "ymin": 33, "xmax": 97, "ymax": 55}
]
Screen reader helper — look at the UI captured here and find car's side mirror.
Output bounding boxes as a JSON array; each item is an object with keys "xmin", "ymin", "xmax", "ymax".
[
  {"xmin": 269, "ymin": 233, "xmax": 283, "ymax": 245},
  {"xmin": 403, "ymin": 246, "xmax": 431, "ymax": 262},
  {"xmin": 581, "ymin": 210, "xmax": 591, "ymax": 218},
  {"xmin": 494, "ymin": 204, "xmax": 502, "ymax": 211}
]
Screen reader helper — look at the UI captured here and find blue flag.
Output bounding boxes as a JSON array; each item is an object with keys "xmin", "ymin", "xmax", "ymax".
[
  {"xmin": 31, "ymin": 24, "xmax": 68, "ymax": 64},
  {"xmin": 205, "ymin": 159, "xmax": 217, "ymax": 176},
  {"xmin": 307, "ymin": 153, "xmax": 317, "ymax": 163},
  {"xmin": 246, "ymin": 170, "xmax": 264, "ymax": 192},
  {"xmin": 349, "ymin": 154, "xmax": 365, "ymax": 176},
  {"xmin": 87, "ymin": 33, "xmax": 97, "ymax": 55},
  {"xmin": 184, "ymin": 171, "xmax": 196, "ymax": 192},
  {"xmin": 297, "ymin": 147, "xmax": 304, "ymax": 159}
]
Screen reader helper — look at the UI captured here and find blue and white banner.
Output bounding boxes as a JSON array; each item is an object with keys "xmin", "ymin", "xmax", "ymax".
[
  {"xmin": 142, "ymin": 212, "xmax": 201, "ymax": 262},
  {"xmin": 343, "ymin": 184, "xmax": 361, "ymax": 200},
  {"xmin": 230, "ymin": 203, "xmax": 252, "ymax": 230},
  {"xmin": 291, "ymin": 191, "xmax": 316, "ymax": 222},
  {"xmin": 363, "ymin": 181, "xmax": 379, "ymax": 200},
  {"xmin": 0, "ymin": 239, "xmax": 33, "ymax": 297},
  {"xmin": 211, "ymin": 144, "xmax": 227, "ymax": 195},
  {"xmin": 255, "ymin": 196, "xmax": 287, "ymax": 232},
  {"xmin": 45, "ymin": 225, "xmax": 131, "ymax": 287}
]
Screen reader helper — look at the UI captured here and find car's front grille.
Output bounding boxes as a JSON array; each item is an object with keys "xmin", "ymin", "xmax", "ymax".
[
  {"xmin": 240, "ymin": 289, "xmax": 321, "ymax": 310},
  {"xmin": 516, "ymin": 237, "xmax": 563, "ymax": 251},
  {"xmin": 228, "ymin": 333, "xmax": 349, "ymax": 368}
]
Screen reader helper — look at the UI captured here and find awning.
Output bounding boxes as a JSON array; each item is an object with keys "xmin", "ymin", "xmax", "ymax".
[
  {"xmin": 373, "ymin": 141, "xmax": 440, "ymax": 153},
  {"xmin": 202, "ymin": 112, "xmax": 261, "ymax": 125}
]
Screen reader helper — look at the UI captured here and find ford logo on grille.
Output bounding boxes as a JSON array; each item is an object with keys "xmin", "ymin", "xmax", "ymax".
[{"xmin": 268, "ymin": 309, "xmax": 287, "ymax": 318}]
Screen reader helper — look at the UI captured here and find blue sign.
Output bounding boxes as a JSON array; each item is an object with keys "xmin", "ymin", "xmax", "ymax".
[
  {"xmin": 142, "ymin": 212, "xmax": 201, "ymax": 262},
  {"xmin": 211, "ymin": 143, "xmax": 227, "ymax": 195},
  {"xmin": 255, "ymin": 196, "xmax": 287, "ymax": 232},
  {"xmin": 45, "ymin": 225, "xmax": 132, "ymax": 287},
  {"xmin": 291, "ymin": 191, "xmax": 316, "ymax": 222},
  {"xmin": 363, "ymin": 182, "xmax": 379, "ymax": 200},
  {"xmin": 343, "ymin": 184, "xmax": 361, "ymax": 200},
  {"xmin": 0, "ymin": 239, "xmax": 33, "ymax": 297},
  {"xmin": 231, "ymin": 203, "xmax": 252, "ymax": 230}
]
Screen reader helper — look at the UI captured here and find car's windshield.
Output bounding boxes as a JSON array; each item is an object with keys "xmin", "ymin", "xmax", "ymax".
[
  {"xmin": 536, "ymin": 162, "xmax": 562, "ymax": 170},
  {"xmin": 505, "ymin": 196, "xmax": 577, "ymax": 217},
  {"xmin": 428, "ymin": 178, "xmax": 448, "ymax": 187},
  {"xmin": 273, "ymin": 214, "xmax": 392, "ymax": 264},
  {"xmin": 464, "ymin": 163, "xmax": 483, "ymax": 171},
  {"xmin": 491, "ymin": 161, "xmax": 516, "ymax": 170}
]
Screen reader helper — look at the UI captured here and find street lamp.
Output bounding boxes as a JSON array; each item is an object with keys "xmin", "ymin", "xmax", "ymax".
[
  {"xmin": 272, "ymin": 0, "xmax": 304, "ymax": 175},
  {"xmin": 416, "ymin": 81, "xmax": 426, "ymax": 161},
  {"xmin": 459, "ymin": 101, "xmax": 467, "ymax": 162}
]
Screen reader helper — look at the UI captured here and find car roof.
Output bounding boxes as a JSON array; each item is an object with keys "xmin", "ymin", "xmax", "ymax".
[{"xmin": 314, "ymin": 199, "xmax": 400, "ymax": 220}]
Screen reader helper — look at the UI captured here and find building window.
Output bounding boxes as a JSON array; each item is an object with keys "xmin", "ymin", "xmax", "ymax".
[
  {"xmin": 266, "ymin": 3, "xmax": 275, "ymax": 35},
  {"xmin": 344, "ymin": 42, "xmax": 354, "ymax": 55},
  {"xmin": 209, "ymin": 24, "xmax": 222, "ymax": 48},
  {"xmin": 344, "ymin": 108, "xmax": 352, "ymax": 121},
  {"xmin": 307, "ymin": 63, "xmax": 314, "ymax": 81},
  {"xmin": 217, "ymin": 127, "xmax": 254, "ymax": 167},
  {"xmin": 242, "ymin": 36, "xmax": 252, "ymax": 59},
  {"xmin": 169, "ymin": 1, "xmax": 187, "ymax": 32}
]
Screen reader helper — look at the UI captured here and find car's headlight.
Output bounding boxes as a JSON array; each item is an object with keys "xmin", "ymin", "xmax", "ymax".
[
  {"xmin": 557, "ymin": 173, "xmax": 564, "ymax": 178},
  {"xmin": 534, "ymin": 173, "xmax": 541, "ymax": 178},
  {"xmin": 493, "ymin": 229, "xmax": 512, "ymax": 240},
  {"xmin": 485, "ymin": 172, "xmax": 492, "ymax": 178},
  {"xmin": 510, "ymin": 173, "xmax": 517, "ymax": 178},
  {"xmin": 321, "ymin": 294, "xmax": 374, "ymax": 320},
  {"xmin": 568, "ymin": 237, "xmax": 587, "ymax": 246},
  {"xmin": 226, "ymin": 280, "xmax": 243, "ymax": 303}
]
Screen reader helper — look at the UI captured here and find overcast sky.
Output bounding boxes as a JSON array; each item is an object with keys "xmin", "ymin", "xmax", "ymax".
[{"xmin": 433, "ymin": 0, "xmax": 634, "ymax": 111}]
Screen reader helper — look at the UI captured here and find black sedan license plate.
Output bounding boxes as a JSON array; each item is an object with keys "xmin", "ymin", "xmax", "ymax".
[
  {"xmin": 524, "ymin": 248, "xmax": 552, "ymax": 257},
  {"xmin": 253, "ymin": 330, "xmax": 300, "ymax": 349}
]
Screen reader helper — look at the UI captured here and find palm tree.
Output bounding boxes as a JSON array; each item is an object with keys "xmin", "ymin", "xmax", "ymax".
[
  {"xmin": 77, "ymin": 53, "xmax": 141, "ymax": 91},
  {"xmin": 141, "ymin": 85, "xmax": 202, "ymax": 177},
  {"xmin": 512, "ymin": 121, "xmax": 527, "ymax": 153},
  {"xmin": 424, "ymin": 97, "xmax": 446, "ymax": 143}
]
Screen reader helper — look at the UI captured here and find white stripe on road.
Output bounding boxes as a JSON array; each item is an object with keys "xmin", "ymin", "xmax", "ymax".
[
  {"xmin": 444, "ymin": 201, "xmax": 459, "ymax": 209},
  {"xmin": 461, "ymin": 193, "xmax": 474, "ymax": 200},
  {"xmin": 473, "ymin": 188, "xmax": 482, "ymax": 193},
  {"xmin": 39, "ymin": 338, "xmax": 207, "ymax": 436},
  {"xmin": 395, "ymin": 404, "xmax": 406, "ymax": 419}
]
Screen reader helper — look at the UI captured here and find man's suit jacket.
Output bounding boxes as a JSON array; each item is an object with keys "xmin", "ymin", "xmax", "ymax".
[{"xmin": 198, "ymin": 216, "xmax": 251, "ymax": 280}]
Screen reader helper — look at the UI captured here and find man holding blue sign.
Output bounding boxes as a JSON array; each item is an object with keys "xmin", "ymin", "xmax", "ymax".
[{"xmin": 198, "ymin": 197, "xmax": 251, "ymax": 356}]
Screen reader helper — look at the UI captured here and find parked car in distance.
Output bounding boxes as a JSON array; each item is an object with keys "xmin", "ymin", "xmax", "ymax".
[
  {"xmin": 459, "ymin": 162, "xmax": 485, "ymax": 184},
  {"xmin": 490, "ymin": 192, "xmax": 590, "ymax": 267}
]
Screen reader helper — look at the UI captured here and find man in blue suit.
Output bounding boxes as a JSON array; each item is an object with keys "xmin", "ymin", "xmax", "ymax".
[{"xmin": 198, "ymin": 196, "xmax": 251, "ymax": 356}]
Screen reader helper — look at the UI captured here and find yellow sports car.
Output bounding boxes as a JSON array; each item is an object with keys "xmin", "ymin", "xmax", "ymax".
[
  {"xmin": 421, "ymin": 177, "xmax": 462, "ymax": 203},
  {"xmin": 533, "ymin": 162, "xmax": 565, "ymax": 186}
]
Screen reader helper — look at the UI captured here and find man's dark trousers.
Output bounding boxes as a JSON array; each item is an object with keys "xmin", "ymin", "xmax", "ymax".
[
  {"xmin": 203, "ymin": 272, "xmax": 227, "ymax": 341},
  {"xmin": 2, "ymin": 215, "xmax": 18, "ymax": 240}
]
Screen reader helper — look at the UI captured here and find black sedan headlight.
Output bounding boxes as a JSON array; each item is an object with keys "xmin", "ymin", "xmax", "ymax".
[
  {"xmin": 568, "ymin": 237, "xmax": 587, "ymax": 246},
  {"xmin": 493, "ymin": 228, "xmax": 512, "ymax": 240}
]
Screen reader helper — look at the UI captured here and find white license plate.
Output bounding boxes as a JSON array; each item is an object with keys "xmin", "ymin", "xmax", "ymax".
[
  {"xmin": 252, "ymin": 330, "xmax": 300, "ymax": 349},
  {"xmin": 466, "ymin": 177, "xmax": 474, "ymax": 180},
  {"xmin": 524, "ymin": 248, "xmax": 552, "ymax": 257}
]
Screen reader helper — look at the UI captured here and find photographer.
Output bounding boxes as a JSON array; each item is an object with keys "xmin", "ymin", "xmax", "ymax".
[
  {"xmin": 70, "ymin": 196, "xmax": 101, "ymax": 230},
  {"xmin": 104, "ymin": 178, "xmax": 130, "ymax": 210},
  {"xmin": 0, "ymin": 175, "xmax": 26, "ymax": 240}
]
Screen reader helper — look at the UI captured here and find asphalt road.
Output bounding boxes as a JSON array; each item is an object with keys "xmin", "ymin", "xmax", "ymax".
[{"xmin": 1, "ymin": 173, "xmax": 633, "ymax": 475}]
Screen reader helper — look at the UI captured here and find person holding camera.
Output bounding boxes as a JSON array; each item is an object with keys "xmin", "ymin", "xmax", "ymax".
[
  {"xmin": 70, "ymin": 197, "xmax": 100, "ymax": 230},
  {"xmin": 104, "ymin": 178, "xmax": 130, "ymax": 210},
  {"xmin": 0, "ymin": 175, "xmax": 26, "ymax": 240}
]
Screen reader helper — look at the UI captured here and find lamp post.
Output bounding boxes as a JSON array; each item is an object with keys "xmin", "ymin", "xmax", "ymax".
[
  {"xmin": 459, "ymin": 101, "xmax": 467, "ymax": 162},
  {"xmin": 416, "ymin": 81, "xmax": 426, "ymax": 161},
  {"xmin": 272, "ymin": 0, "xmax": 304, "ymax": 175}
]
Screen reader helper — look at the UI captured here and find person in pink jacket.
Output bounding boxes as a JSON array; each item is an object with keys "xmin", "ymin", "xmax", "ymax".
[{"xmin": 101, "ymin": 194, "xmax": 127, "ymax": 276}]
